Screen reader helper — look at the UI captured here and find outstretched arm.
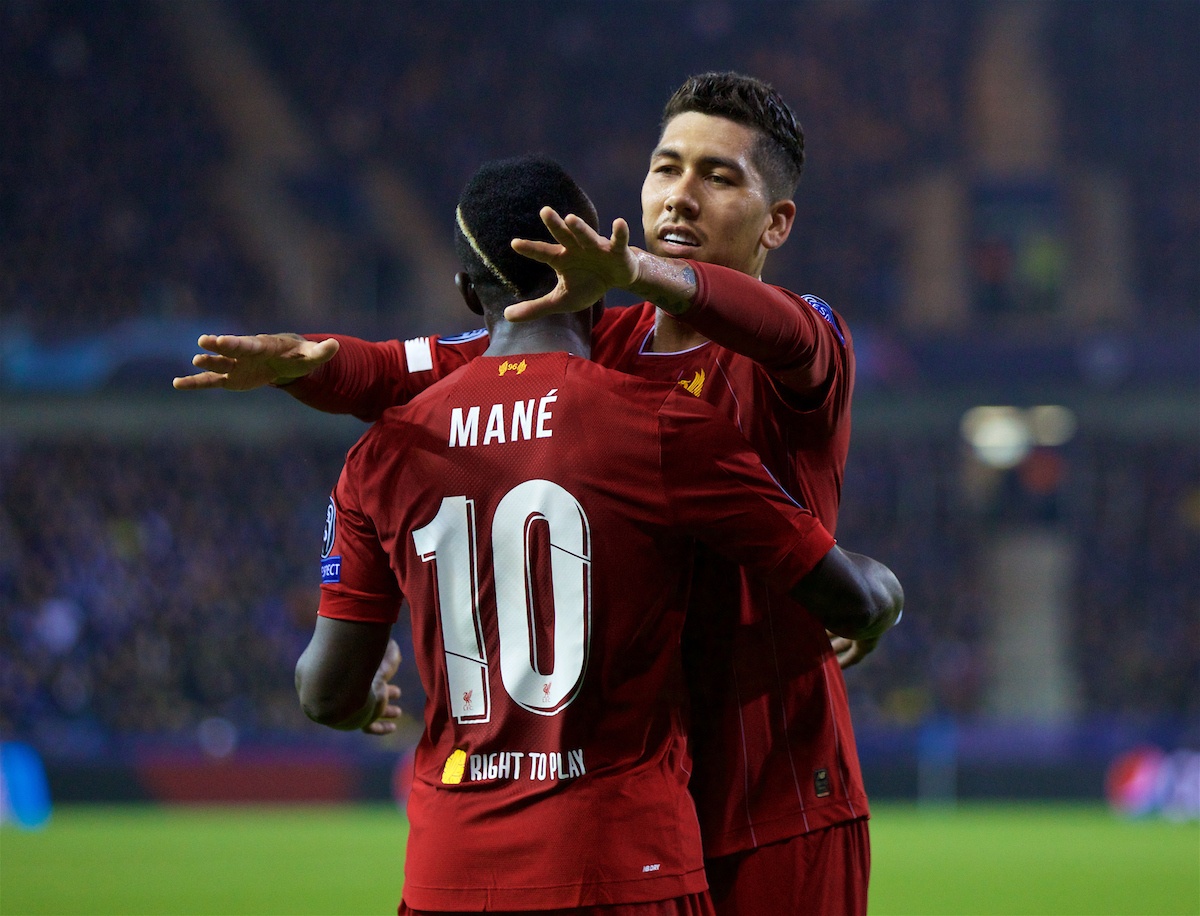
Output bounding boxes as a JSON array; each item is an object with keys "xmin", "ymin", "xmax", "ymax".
[
  {"xmin": 790, "ymin": 546, "xmax": 903, "ymax": 642},
  {"xmin": 508, "ymin": 210, "xmax": 842, "ymax": 399},
  {"xmin": 674, "ymin": 264, "xmax": 848, "ymax": 398},
  {"xmin": 295, "ymin": 618, "xmax": 403, "ymax": 735},
  {"xmin": 174, "ymin": 332, "xmax": 477, "ymax": 422},
  {"xmin": 173, "ymin": 333, "xmax": 339, "ymax": 391}
]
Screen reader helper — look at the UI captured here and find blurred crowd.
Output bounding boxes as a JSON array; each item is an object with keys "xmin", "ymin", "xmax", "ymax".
[
  {"xmin": 234, "ymin": 0, "xmax": 974, "ymax": 325},
  {"xmin": 0, "ymin": 440, "xmax": 358, "ymax": 750},
  {"xmin": 1, "ymin": 433, "xmax": 1195, "ymax": 748},
  {"xmin": 3, "ymin": 0, "xmax": 1196, "ymax": 338},
  {"xmin": 2, "ymin": 2, "xmax": 277, "ymax": 336},
  {"xmin": 837, "ymin": 434, "xmax": 1200, "ymax": 728}
]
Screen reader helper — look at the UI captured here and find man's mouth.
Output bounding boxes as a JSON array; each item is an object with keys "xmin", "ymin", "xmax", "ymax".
[{"xmin": 657, "ymin": 227, "xmax": 701, "ymax": 251}]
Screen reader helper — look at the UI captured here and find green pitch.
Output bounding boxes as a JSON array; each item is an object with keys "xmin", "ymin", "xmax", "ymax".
[
  {"xmin": 870, "ymin": 803, "xmax": 1199, "ymax": 915},
  {"xmin": 0, "ymin": 805, "xmax": 408, "ymax": 915},
  {"xmin": 1, "ymin": 803, "xmax": 1196, "ymax": 915}
]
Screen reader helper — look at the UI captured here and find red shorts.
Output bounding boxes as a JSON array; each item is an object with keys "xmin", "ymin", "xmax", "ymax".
[
  {"xmin": 705, "ymin": 817, "xmax": 870, "ymax": 916},
  {"xmin": 398, "ymin": 891, "xmax": 715, "ymax": 916}
]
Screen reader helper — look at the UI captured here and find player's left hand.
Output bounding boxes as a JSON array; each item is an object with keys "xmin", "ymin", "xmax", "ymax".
[
  {"xmin": 505, "ymin": 208, "xmax": 639, "ymax": 322},
  {"xmin": 829, "ymin": 633, "xmax": 880, "ymax": 669}
]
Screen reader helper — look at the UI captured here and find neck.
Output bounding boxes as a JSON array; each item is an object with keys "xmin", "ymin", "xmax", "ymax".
[
  {"xmin": 651, "ymin": 309, "xmax": 708, "ymax": 353},
  {"xmin": 484, "ymin": 320, "xmax": 591, "ymax": 359}
]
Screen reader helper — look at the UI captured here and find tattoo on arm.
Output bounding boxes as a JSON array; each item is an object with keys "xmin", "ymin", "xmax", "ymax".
[{"xmin": 633, "ymin": 260, "xmax": 697, "ymax": 316}]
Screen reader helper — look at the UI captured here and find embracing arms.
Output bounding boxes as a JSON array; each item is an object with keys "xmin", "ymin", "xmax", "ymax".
[{"xmin": 790, "ymin": 546, "xmax": 902, "ymax": 642}]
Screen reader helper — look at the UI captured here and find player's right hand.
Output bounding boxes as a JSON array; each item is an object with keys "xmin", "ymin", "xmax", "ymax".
[
  {"xmin": 172, "ymin": 333, "xmax": 340, "ymax": 391},
  {"xmin": 829, "ymin": 633, "xmax": 881, "ymax": 669},
  {"xmin": 364, "ymin": 639, "xmax": 404, "ymax": 736},
  {"xmin": 506, "ymin": 209, "xmax": 638, "ymax": 322}
]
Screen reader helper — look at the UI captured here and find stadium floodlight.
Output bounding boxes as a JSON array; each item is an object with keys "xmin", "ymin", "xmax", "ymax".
[{"xmin": 960, "ymin": 405, "xmax": 1032, "ymax": 469}]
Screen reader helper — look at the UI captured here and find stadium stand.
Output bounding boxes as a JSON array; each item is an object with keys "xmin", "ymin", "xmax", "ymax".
[{"xmin": 2, "ymin": 0, "xmax": 1196, "ymax": 797}]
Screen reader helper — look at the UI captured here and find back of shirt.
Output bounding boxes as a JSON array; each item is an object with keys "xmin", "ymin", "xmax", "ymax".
[{"xmin": 319, "ymin": 352, "xmax": 833, "ymax": 910}]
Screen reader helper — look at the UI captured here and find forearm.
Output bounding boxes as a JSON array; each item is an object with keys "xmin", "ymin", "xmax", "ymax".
[
  {"xmin": 294, "ymin": 618, "xmax": 393, "ymax": 730},
  {"xmin": 627, "ymin": 251, "xmax": 698, "ymax": 316},
  {"xmin": 284, "ymin": 335, "xmax": 410, "ymax": 421},
  {"xmin": 671, "ymin": 261, "xmax": 839, "ymax": 390},
  {"xmin": 307, "ymin": 685, "xmax": 384, "ymax": 731},
  {"xmin": 790, "ymin": 547, "xmax": 904, "ymax": 640}
]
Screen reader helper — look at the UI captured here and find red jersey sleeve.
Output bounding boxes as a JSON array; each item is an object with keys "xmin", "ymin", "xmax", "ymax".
[
  {"xmin": 682, "ymin": 261, "xmax": 849, "ymax": 399},
  {"xmin": 656, "ymin": 392, "xmax": 835, "ymax": 593},
  {"xmin": 283, "ymin": 331, "xmax": 488, "ymax": 421},
  {"xmin": 317, "ymin": 448, "xmax": 403, "ymax": 624}
]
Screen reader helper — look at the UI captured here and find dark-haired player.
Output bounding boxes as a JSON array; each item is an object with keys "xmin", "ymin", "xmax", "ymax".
[
  {"xmin": 181, "ymin": 72, "xmax": 881, "ymax": 914},
  {"xmin": 294, "ymin": 154, "xmax": 902, "ymax": 915}
]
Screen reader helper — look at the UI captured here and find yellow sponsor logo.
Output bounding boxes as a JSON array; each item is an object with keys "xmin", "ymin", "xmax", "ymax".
[
  {"xmin": 678, "ymin": 369, "xmax": 705, "ymax": 397},
  {"xmin": 442, "ymin": 748, "xmax": 467, "ymax": 785},
  {"xmin": 498, "ymin": 359, "xmax": 527, "ymax": 376}
]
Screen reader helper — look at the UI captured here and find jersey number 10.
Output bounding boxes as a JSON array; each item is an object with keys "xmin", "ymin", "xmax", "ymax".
[{"xmin": 412, "ymin": 479, "xmax": 592, "ymax": 725}]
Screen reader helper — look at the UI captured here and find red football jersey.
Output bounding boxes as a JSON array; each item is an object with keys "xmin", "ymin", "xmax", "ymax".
[
  {"xmin": 318, "ymin": 352, "xmax": 835, "ymax": 910},
  {"xmin": 297, "ymin": 261, "xmax": 862, "ymax": 857},
  {"xmin": 591, "ymin": 265, "xmax": 862, "ymax": 855}
]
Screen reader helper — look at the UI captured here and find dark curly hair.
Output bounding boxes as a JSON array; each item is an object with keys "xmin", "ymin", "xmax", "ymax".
[
  {"xmin": 661, "ymin": 71, "xmax": 805, "ymax": 200},
  {"xmin": 453, "ymin": 155, "xmax": 597, "ymax": 309}
]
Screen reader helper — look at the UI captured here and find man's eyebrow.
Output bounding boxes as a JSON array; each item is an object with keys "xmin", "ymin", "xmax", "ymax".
[
  {"xmin": 650, "ymin": 145, "xmax": 682, "ymax": 162},
  {"xmin": 650, "ymin": 147, "xmax": 746, "ymax": 176}
]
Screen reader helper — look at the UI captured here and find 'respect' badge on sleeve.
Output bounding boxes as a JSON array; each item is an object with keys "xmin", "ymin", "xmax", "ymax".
[
  {"xmin": 320, "ymin": 497, "xmax": 341, "ymax": 583},
  {"xmin": 321, "ymin": 556, "xmax": 342, "ymax": 584}
]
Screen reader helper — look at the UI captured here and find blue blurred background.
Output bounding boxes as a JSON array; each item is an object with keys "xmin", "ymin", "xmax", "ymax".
[{"xmin": 1, "ymin": 0, "xmax": 1197, "ymax": 814}]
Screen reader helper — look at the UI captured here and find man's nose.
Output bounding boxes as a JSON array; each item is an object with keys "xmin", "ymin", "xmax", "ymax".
[{"xmin": 664, "ymin": 176, "xmax": 700, "ymax": 217}]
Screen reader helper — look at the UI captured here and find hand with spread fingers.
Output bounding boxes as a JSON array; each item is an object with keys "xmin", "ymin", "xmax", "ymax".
[
  {"xmin": 505, "ymin": 207, "xmax": 640, "ymax": 322},
  {"xmin": 173, "ymin": 333, "xmax": 340, "ymax": 391}
]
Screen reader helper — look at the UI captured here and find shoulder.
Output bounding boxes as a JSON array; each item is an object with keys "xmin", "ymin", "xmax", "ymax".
[
  {"xmin": 345, "ymin": 414, "xmax": 401, "ymax": 466},
  {"xmin": 795, "ymin": 293, "xmax": 850, "ymax": 347},
  {"xmin": 567, "ymin": 357, "xmax": 680, "ymax": 408},
  {"xmin": 349, "ymin": 384, "xmax": 445, "ymax": 463},
  {"xmin": 435, "ymin": 327, "xmax": 489, "ymax": 347},
  {"xmin": 755, "ymin": 281, "xmax": 851, "ymax": 347},
  {"xmin": 398, "ymin": 328, "xmax": 489, "ymax": 374}
]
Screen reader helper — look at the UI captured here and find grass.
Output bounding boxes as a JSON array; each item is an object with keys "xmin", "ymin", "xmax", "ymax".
[
  {"xmin": 0, "ymin": 805, "xmax": 408, "ymax": 915},
  {"xmin": 0, "ymin": 803, "xmax": 1196, "ymax": 915},
  {"xmin": 870, "ymin": 803, "xmax": 1199, "ymax": 915}
]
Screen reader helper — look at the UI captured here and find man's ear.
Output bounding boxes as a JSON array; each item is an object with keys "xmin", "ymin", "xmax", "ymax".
[
  {"xmin": 761, "ymin": 199, "xmax": 796, "ymax": 251},
  {"xmin": 455, "ymin": 272, "xmax": 484, "ymax": 316}
]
